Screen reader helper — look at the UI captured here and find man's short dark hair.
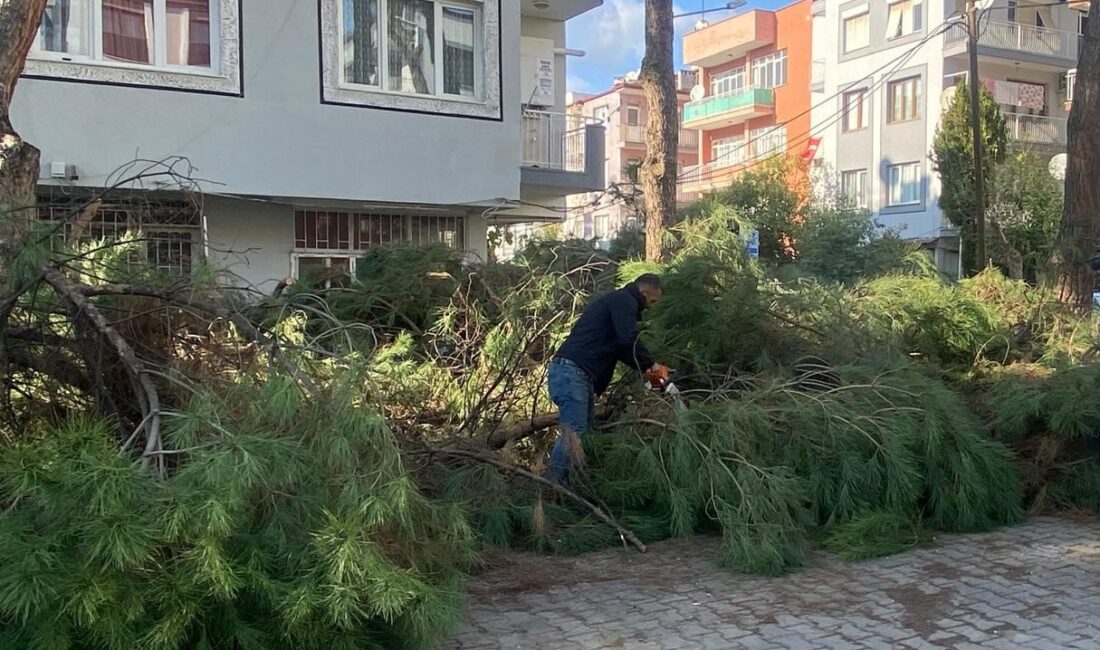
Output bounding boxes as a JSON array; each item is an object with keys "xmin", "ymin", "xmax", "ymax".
[{"xmin": 633, "ymin": 274, "xmax": 662, "ymax": 290}]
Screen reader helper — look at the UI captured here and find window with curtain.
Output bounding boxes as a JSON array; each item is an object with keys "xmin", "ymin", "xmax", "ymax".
[
  {"xmin": 844, "ymin": 12, "xmax": 870, "ymax": 52},
  {"xmin": 750, "ymin": 50, "xmax": 787, "ymax": 89},
  {"xmin": 886, "ymin": 0, "xmax": 923, "ymax": 40},
  {"xmin": 841, "ymin": 169, "xmax": 868, "ymax": 208},
  {"xmin": 33, "ymin": 0, "xmax": 214, "ymax": 69},
  {"xmin": 842, "ymin": 89, "xmax": 868, "ymax": 131},
  {"xmin": 887, "ymin": 76, "xmax": 922, "ymax": 123},
  {"xmin": 887, "ymin": 162, "xmax": 922, "ymax": 206},
  {"xmin": 342, "ymin": 0, "xmax": 482, "ymax": 99}
]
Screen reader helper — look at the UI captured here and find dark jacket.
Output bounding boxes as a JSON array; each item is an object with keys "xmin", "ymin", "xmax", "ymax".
[{"xmin": 554, "ymin": 284, "xmax": 656, "ymax": 395}]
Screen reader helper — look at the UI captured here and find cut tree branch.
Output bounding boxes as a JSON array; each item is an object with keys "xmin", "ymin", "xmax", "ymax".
[{"xmin": 419, "ymin": 447, "xmax": 647, "ymax": 553}]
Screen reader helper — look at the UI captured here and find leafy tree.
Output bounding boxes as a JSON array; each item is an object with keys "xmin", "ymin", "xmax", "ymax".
[
  {"xmin": 988, "ymin": 150, "xmax": 1063, "ymax": 283},
  {"xmin": 794, "ymin": 207, "xmax": 913, "ymax": 284},
  {"xmin": 931, "ymin": 81, "xmax": 1009, "ymax": 274}
]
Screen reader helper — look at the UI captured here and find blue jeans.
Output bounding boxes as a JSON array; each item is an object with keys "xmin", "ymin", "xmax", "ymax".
[{"xmin": 547, "ymin": 358, "xmax": 596, "ymax": 484}]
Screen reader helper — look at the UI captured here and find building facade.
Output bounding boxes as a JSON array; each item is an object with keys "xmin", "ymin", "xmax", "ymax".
[
  {"xmin": 810, "ymin": 0, "xmax": 1081, "ymax": 274},
  {"xmin": 560, "ymin": 72, "xmax": 700, "ymax": 248},
  {"xmin": 679, "ymin": 0, "xmax": 815, "ymax": 200},
  {"xmin": 17, "ymin": 0, "xmax": 605, "ymax": 292}
]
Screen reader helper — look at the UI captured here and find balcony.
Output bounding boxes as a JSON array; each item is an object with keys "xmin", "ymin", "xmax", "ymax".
[
  {"xmin": 618, "ymin": 124, "xmax": 699, "ymax": 149},
  {"xmin": 521, "ymin": 110, "xmax": 606, "ymax": 194},
  {"xmin": 682, "ymin": 87, "xmax": 775, "ymax": 130},
  {"xmin": 683, "ymin": 10, "xmax": 776, "ymax": 68},
  {"xmin": 811, "ymin": 59, "xmax": 826, "ymax": 93},
  {"xmin": 944, "ymin": 20, "xmax": 1078, "ymax": 66},
  {"xmin": 1006, "ymin": 113, "xmax": 1067, "ymax": 147}
]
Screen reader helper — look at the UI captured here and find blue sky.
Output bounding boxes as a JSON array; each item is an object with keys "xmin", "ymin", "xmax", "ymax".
[{"xmin": 566, "ymin": 0, "xmax": 793, "ymax": 94}]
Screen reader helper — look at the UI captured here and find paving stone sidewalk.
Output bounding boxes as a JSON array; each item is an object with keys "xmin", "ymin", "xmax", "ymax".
[{"xmin": 448, "ymin": 516, "xmax": 1100, "ymax": 649}]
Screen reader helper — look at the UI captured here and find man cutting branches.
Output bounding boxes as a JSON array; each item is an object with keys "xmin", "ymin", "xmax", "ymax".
[{"xmin": 546, "ymin": 274, "xmax": 670, "ymax": 484}]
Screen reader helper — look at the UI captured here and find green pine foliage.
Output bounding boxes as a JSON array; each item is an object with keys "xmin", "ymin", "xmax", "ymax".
[{"xmin": 0, "ymin": 377, "xmax": 473, "ymax": 650}]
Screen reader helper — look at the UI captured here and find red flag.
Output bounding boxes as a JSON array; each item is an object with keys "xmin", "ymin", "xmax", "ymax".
[{"xmin": 801, "ymin": 136, "xmax": 822, "ymax": 163}]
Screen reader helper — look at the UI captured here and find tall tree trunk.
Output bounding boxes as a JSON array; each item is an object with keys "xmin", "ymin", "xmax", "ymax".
[
  {"xmin": 1, "ymin": 0, "xmax": 48, "ymax": 253},
  {"xmin": 1053, "ymin": 1, "xmax": 1100, "ymax": 311},
  {"xmin": 639, "ymin": 0, "xmax": 678, "ymax": 263}
]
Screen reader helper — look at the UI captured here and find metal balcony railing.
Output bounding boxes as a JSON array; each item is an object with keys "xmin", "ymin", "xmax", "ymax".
[
  {"xmin": 945, "ymin": 19, "xmax": 1078, "ymax": 61},
  {"xmin": 521, "ymin": 110, "xmax": 599, "ymax": 173},
  {"xmin": 618, "ymin": 124, "xmax": 699, "ymax": 148},
  {"xmin": 1006, "ymin": 113, "xmax": 1068, "ymax": 145}
]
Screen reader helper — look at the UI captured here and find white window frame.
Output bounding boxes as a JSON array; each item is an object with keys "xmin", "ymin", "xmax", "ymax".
[
  {"xmin": 841, "ymin": 169, "xmax": 868, "ymax": 209},
  {"xmin": 844, "ymin": 11, "xmax": 870, "ymax": 53},
  {"xmin": 626, "ymin": 105, "xmax": 641, "ymax": 126},
  {"xmin": 321, "ymin": 0, "xmax": 501, "ymax": 119},
  {"xmin": 710, "ymin": 67, "xmax": 746, "ymax": 96},
  {"xmin": 887, "ymin": 162, "xmax": 922, "ymax": 207},
  {"xmin": 594, "ymin": 214, "xmax": 610, "ymax": 239},
  {"xmin": 290, "ymin": 253, "xmax": 357, "ymax": 290},
  {"xmin": 887, "ymin": 76, "xmax": 922, "ymax": 123},
  {"xmin": 1007, "ymin": 0, "xmax": 1017, "ymax": 23},
  {"xmin": 750, "ymin": 50, "xmax": 787, "ymax": 89},
  {"xmin": 1079, "ymin": 11, "xmax": 1089, "ymax": 36},
  {"xmin": 886, "ymin": 0, "xmax": 923, "ymax": 40},
  {"xmin": 712, "ymin": 136, "xmax": 746, "ymax": 168},
  {"xmin": 31, "ymin": 0, "xmax": 220, "ymax": 72},
  {"xmin": 842, "ymin": 88, "xmax": 869, "ymax": 132},
  {"xmin": 750, "ymin": 125, "xmax": 787, "ymax": 158},
  {"xmin": 25, "ymin": 0, "xmax": 239, "ymax": 94},
  {"xmin": 337, "ymin": 0, "xmax": 484, "ymax": 102}
]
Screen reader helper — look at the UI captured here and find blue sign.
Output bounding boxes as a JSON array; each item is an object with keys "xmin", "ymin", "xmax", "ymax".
[{"xmin": 746, "ymin": 229, "xmax": 760, "ymax": 259}]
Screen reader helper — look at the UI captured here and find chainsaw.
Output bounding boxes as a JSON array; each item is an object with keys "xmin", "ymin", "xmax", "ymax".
[{"xmin": 647, "ymin": 373, "xmax": 687, "ymax": 411}]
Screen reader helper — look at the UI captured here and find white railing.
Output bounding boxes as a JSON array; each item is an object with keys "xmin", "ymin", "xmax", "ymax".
[
  {"xmin": 945, "ymin": 19, "xmax": 1078, "ymax": 61},
  {"xmin": 1006, "ymin": 113, "xmax": 1067, "ymax": 145},
  {"xmin": 619, "ymin": 124, "xmax": 699, "ymax": 148},
  {"xmin": 521, "ymin": 110, "xmax": 597, "ymax": 172}
]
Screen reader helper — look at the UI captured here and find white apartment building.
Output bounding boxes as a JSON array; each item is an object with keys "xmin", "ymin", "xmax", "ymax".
[
  {"xmin": 15, "ymin": 0, "xmax": 605, "ymax": 292},
  {"xmin": 810, "ymin": 0, "xmax": 1081, "ymax": 274}
]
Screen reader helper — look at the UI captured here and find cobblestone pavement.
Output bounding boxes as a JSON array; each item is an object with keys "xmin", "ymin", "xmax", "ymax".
[{"xmin": 448, "ymin": 516, "xmax": 1100, "ymax": 649}]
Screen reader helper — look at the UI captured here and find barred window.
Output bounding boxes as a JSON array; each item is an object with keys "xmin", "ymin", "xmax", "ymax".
[
  {"xmin": 295, "ymin": 210, "xmax": 464, "ymax": 252},
  {"xmin": 38, "ymin": 192, "xmax": 201, "ymax": 275}
]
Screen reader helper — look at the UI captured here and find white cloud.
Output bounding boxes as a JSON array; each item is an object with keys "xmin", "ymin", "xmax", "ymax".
[{"xmin": 567, "ymin": 0, "xmax": 697, "ymax": 92}]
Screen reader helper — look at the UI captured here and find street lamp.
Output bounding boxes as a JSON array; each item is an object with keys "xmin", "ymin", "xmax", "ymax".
[{"xmin": 673, "ymin": 0, "xmax": 748, "ymax": 29}]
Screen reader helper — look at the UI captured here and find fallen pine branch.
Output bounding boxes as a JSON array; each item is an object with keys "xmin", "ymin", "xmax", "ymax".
[
  {"xmin": 416, "ymin": 447, "xmax": 647, "ymax": 553},
  {"xmin": 486, "ymin": 407, "xmax": 612, "ymax": 449}
]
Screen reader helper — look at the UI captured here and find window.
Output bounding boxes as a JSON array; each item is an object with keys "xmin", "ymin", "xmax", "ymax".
[
  {"xmin": 626, "ymin": 105, "xmax": 641, "ymax": 126},
  {"xmin": 844, "ymin": 11, "xmax": 870, "ymax": 53},
  {"xmin": 712, "ymin": 137, "xmax": 746, "ymax": 168},
  {"xmin": 33, "ymin": 0, "xmax": 216, "ymax": 69},
  {"xmin": 887, "ymin": 76, "xmax": 922, "ymax": 123},
  {"xmin": 582, "ymin": 214, "xmax": 593, "ymax": 239},
  {"xmin": 1080, "ymin": 12, "xmax": 1090, "ymax": 37},
  {"xmin": 595, "ymin": 105, "xmax": 610, "ymax": 121},
  {"xmin": 340, "ymin": 0, "xmax": 483, "ymax": 100},
  {"xmin": 887, "ymin": 162, "xmax": 922, "ymax": 206},
  {"xmin": 1007, "ymin": 0, "xmax": 1016, "ymax": 23},
  {"xmin": 294, "ymin": 255, "xmax": 354, "ymax": 290},
  {"xmin": 294, "ymin": 211, "xmax": 465, "ymax": 252},
  {"xmin": 886, "ymin": 0, "xmax": 923, "ymax": 39},
  {"xmin": 841, "ymin": 170, "xmax": 868, "ymax": 208},
  {"xmin": 842, "ymin": 88, "xmax": 868, "ymax": 131},
  {"xmin": 751, "ymin": 50, "xmax": 787, "ymax": 89},
  {"xmin": 38, "ymin": 192, "xmax": 201, "ymax": 275},
  {"xmin": 710, "ymin": 67, "xmax": 745, "ymax": 96},
  {"xmin": 594, "ymin": 214, "xmax": 610, "ymax": 240},
  {"xmin": 750, "ymin": 125, "xmax": 787, "ymax": 158}
]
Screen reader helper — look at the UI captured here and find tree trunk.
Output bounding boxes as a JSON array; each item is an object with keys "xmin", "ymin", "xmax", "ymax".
[
  {"xmin": 1053, "ymin": 1, "xmax": 1100, "ymax": 311},
  {"xmin": 0, "ymin": 0, "xmax": 48, "ymax": 252},
  {"xmin": 639, "ymin": 0, "xmax": 678, "ymax": 263}
]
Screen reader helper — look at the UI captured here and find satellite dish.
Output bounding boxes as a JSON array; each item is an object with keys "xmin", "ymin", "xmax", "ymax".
[
  {"xmin": 1049, "ymin": 153, "xmax": 1068, "ymax": 182},
  {"xmin": 690, "ymin": 84, "xmax": 705, "ymax": 102}
]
